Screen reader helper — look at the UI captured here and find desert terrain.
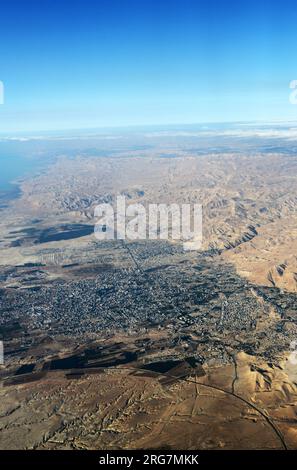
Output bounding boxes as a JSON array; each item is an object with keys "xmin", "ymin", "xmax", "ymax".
[{"xmin": 1, "ymin": 129, "xmax": 297, "ymax": 449}]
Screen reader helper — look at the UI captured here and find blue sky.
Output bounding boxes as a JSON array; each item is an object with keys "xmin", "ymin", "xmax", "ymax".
[{"xmin": 0, "ymin": 0, "xmax": 297, "ymax": 132}]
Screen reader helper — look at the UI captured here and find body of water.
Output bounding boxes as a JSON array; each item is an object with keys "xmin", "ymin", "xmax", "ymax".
[
  {"xmin": 0, "ymin": 142, "xmax": 56, "ymax": 207},
  {"xmin": 0, "ymin": 154, "xmax": 41, "ymax": 193}
]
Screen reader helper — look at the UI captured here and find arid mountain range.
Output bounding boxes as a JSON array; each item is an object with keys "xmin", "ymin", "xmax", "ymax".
[{"xmin": 1, "ymin": 134, "xmax": 297, "ymax": 449}]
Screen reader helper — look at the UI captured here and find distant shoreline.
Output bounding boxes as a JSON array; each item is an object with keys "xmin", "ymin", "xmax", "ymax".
[{"xmin": 0, "ymin": 183, "xmax": 22, "ymax": 208}]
